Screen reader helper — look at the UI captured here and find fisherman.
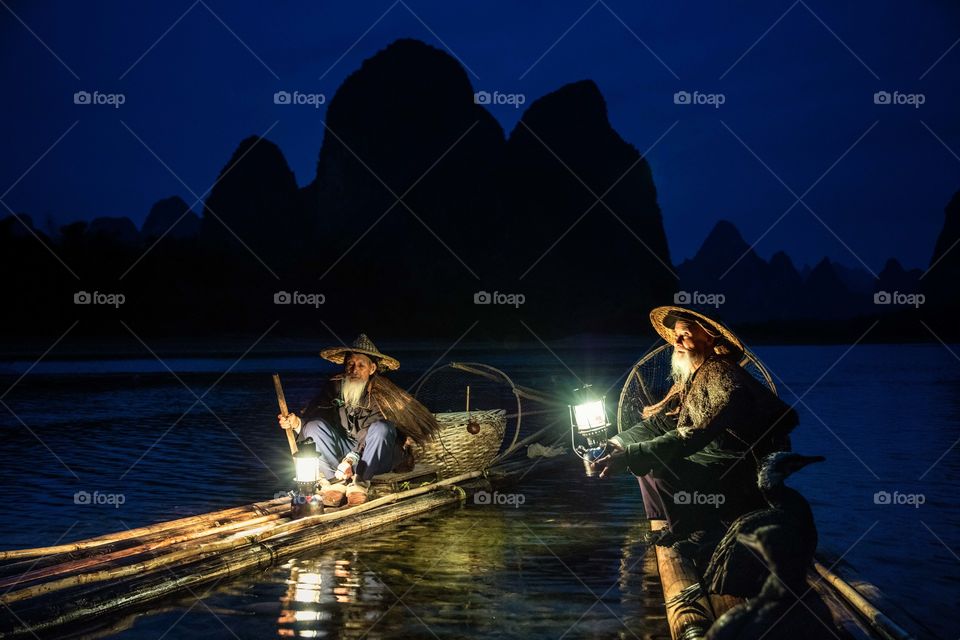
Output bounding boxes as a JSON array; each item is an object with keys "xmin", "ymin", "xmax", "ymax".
[
  {"xmin": 595, "ymin": 307, "xmax": 797, "ymax": 553},
  {"xmin": 278, "ymin": 334, "xmax": 440, "ymax": 507}
]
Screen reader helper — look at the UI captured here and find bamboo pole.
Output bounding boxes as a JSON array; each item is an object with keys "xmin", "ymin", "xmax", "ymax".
[
  {"xmin": 273, "ymin": 373, "xmax": 298, "ymax": 455},
  {"xmin": 0, "ymin": 484, "xmax": 478, "ymax": 638},
  {"xmin": 265, "ymin": 470, "xmax": 482, "ymax": 532},
  {"xmin": 708, "ymin": 593, "xmax": 742, "ymax": 621},
  {"xmin": 813, "ymin": 561, "xmax": 915, "ymax": 640},
  {"xmin": 0, "ymin": 511, "xmax": 289, "ymax": 591},
  {"xmin": 0, "ymin": 502, "xmax": 291, "ymax": 583},
  {"xmin": 1, "ymin": 471, "xmax": 483, "ymax": 607},
  {"xmin": 1, "ymin": 519, "xmax": 288, "ymax": 604},
  {"xmin": 651, "ymin": 520, "xmax": 714, "ymax": 640},
  {"xmin": 0, "ymin": 401, "xmax": 578, "ymax": 640},
  {"xmin": 0, "ymin": 456, "xmax": 570, "ymax": 637},
  {"xmin": 0, "ymin": 498, "xmax": 289, "ymax": 561},
  {"xmin": 1, "ymin": 450, "xmax": 562, "ymax": 638},
  {"xmin": 647, "ymin": 525, "xmax": 910, "ymax": 640},
  {"xmin": 806, "ymin": 568, "xmax": 877, "ymax": 640}
]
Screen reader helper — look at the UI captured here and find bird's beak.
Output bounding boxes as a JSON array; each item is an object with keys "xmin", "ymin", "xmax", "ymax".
[{"xmin": 797, "ymin": 455, "xmax": 826, "ymax": 467}]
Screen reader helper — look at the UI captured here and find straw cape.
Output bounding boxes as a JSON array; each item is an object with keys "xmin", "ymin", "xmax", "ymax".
[
  {"xmin": 649, "ymin": 306, "xmax": 745, "ymax": 356},
  {"xmin": 368, "ymin": 375, "xmax": 441, "ymax": 446},
  {"xmin": 320, "ymin": 333, "xmax": 400, "ymax": 371},
  {"xmin": 315, "ymin": 334, "xmax": 439, "ymax": 446}
]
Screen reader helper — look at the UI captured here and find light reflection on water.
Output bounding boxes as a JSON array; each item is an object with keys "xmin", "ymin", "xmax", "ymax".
[
  {"xmin": 94, "ymin": 469, "xmax": 668, "ymax": 640},
  {"xmin": 0, "ymin": 342, "xmax": 958, "ymax": 638}
]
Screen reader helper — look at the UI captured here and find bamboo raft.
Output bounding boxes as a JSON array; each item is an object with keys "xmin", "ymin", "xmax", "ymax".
[
  {"xmin": 0, "ymin": 369, "xmax": 568, "ymax": 638},
  {"xmin": 650, "ymin": 520, "xmax": 930, "ymax": 640},
  {"xmin": 0, "ymin": 453, "xmax": 931, "ymax": 640},
  {"xmin": 0, "ymin": 442, "xmax": 567, "ymax": 639}
]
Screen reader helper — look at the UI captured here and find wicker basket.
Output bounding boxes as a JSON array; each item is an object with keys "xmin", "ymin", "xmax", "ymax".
[{"xmin": 415, "ymin": 409, "xmax": 506, "ymax": 478}]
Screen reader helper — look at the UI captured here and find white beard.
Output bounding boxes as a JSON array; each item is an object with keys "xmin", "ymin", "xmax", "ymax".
[
  {"xmin": 671, "ymin": 350, "xmax": 695, "ymax": 385},
  {"xmin": 341, "ymin": 378, "xmax": 367, "ymax": 408}
]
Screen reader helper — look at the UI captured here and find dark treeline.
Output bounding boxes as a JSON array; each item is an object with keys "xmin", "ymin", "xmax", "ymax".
[{"xmin": 2, "ymin": 39, "xmax": 957, "ymax": 344}]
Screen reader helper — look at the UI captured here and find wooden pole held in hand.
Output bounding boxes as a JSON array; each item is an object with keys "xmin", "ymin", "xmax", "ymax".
[{"xmin": 273, "ymin": 374, "xmax": 298, "ymax": 455}]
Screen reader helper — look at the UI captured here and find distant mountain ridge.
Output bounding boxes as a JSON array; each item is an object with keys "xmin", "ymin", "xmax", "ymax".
[
  {"xmin": 676, "ymin": 219, "xmax": 928, "ymax": 326},
  {"xmin": 0, "ymin": 38, "xmax": 955, "ymax": 340}
]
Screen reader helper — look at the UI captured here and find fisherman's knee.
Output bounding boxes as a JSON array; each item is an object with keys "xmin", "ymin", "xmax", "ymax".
[
  {"xmin": 366, "ymin": 421, "xmax": 396, "ymax": 443},
  {"xmin": 301, "ymin": 419, "xmax": 337, "ymax": 442}
]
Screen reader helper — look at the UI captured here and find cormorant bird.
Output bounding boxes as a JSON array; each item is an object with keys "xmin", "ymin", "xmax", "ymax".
[
  {"xmin": 705, "ymin": 526, "xmax": 843, "ymax": 640},
  {"xmin": 670, "ymin": 451, "xmax": 824, "ymax": 605}
]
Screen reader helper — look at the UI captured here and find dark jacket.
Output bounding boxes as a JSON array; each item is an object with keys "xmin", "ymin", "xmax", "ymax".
[
  {"xmin": 612, "ymin": 354, "xmax": 796, "ymax": 477},
  {"xmin": 299, "ymin": 376, "xmax": 385, "ymax": 454},
  {"xmin": 298, "ymin": 374, "xmax": 434, "ymax": 472}
]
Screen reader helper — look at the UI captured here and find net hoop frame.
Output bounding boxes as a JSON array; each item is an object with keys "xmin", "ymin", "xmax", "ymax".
[
  {"xmin": 412, "ymin": 361, "xmax": 523, "ymax": 450},
  {"xmin": 616, "ymin": 344, "xmax": 778, "ymax": 433}
]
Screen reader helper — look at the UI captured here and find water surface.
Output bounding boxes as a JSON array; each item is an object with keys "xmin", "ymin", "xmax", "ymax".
[{"xmin": 0, "ymin": 341, "xmax": 956, "ymax": 638}]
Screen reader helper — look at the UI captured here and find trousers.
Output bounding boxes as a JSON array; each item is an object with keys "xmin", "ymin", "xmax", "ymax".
[{"xmin": 299, "ymin": 419, "xmax": 398, "ymax": 482}]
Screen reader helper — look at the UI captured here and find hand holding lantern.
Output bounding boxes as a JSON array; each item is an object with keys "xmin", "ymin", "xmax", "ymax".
[{"xmin": 568, "ymin": 384, "xmax": 612, "ymax": 477}]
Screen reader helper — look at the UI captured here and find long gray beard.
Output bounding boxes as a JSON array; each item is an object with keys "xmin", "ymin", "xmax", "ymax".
[
  {"xmin": 341, "ymin": 379, "xmax": 367, "ymax": 408},
  {"xmin": 671, "ymin": 351, "xmax": 695, "ymax": 386}
]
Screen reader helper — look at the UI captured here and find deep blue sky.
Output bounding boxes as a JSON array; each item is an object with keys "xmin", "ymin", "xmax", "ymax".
[{"xmin": 2, "ymin": 1, "xmax": 958, "ymax": 271}]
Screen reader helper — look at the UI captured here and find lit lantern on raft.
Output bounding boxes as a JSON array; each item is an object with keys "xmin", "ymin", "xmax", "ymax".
[
  {"xmin": 568, "ymin": 384, "xmax": 611, "ymax": 477},
  {"xmin": 291, "ymin": 438, "xmax": 323, "ymax": 518}
]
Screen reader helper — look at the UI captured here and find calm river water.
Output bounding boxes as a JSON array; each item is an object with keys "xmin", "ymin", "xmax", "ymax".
[{"xmin": 0, "ymin": 340, "xmax": 957, "ymax": 638}]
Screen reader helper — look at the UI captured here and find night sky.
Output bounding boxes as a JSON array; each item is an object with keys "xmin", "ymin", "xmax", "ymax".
[{"xmin": 2, "ymin": 1, "xmax": 959, "ymax": 271}]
